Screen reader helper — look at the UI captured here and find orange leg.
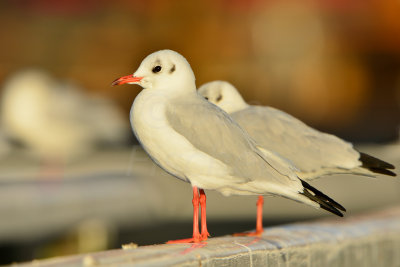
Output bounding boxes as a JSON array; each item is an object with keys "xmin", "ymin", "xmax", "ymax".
[
  {"xmin": 167, "ymin": 186, "xmax": 207, "ymax": 243},
  {"xmin": 255, "ymin": 196, "xmax": 264, "ymax": 235},
  {"xmin": 234, "ymin": 196, "xmax": 264, "ymax": 236},
  {"xmin": 199, "ymin": 189, "xmax": 210, "ymax": 240}
]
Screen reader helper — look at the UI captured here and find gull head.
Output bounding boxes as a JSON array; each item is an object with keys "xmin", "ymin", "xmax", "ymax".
[
  {"xmin": 112, "ymin": 50, "xmax": 196, "ymax": 92},
  {"xmin": 198, "ymin": 81, "xmax": 248, "ymax": 114}
]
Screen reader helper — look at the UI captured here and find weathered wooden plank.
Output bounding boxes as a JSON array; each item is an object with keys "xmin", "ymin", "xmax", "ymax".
[{"xmin": 14, "ymin": 206, "xmax": 400, "ymax": 267}]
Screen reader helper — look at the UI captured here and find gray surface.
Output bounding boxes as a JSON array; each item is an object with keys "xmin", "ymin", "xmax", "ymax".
[
  {"xmin": 14, "ymin": 205, "xmax": 400, "ymax": 266},
  {"xmin": 0, "ymin": 143, "xmax": 399, "ymax": 242}
]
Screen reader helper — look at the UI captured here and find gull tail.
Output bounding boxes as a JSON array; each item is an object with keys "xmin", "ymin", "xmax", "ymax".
[
  {"xmin": 359, "ymin": 152, "xmax": 396, "ymax": 177},
  {"xmin": 300, "ymin": 179, "xmax": 345, "ymax": 217}
]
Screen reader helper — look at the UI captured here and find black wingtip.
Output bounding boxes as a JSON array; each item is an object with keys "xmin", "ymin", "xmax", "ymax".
[
  {"xmin": 359, "ymin": 152, "xmax": 394, "ymax": 169},
  {"xmin": 368, "ymin": 167, "xmax": 397, "ymax": 177},
  {"xmin": 300, "ymin": 179, "xmax": 346, "ymax": 217},
  {"xmin": 359, "ymin": 152, "xmax": 396, "ymax": 177},
  {"xmin": 301, "ymin": 179, "xmax": 346, "ymax": 212},
  {"xmin": 319, "ymin": 203, "xmax": 344, "ymax": 217},
  {"xmin": 301, "ymin": 189, "xmax": 344, "ymax": 217}
]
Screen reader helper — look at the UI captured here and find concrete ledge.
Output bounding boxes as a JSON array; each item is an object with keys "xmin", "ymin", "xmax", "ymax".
[{"xmin": 14, "ymin": 206, "xmax": 400, "ymax": 267}]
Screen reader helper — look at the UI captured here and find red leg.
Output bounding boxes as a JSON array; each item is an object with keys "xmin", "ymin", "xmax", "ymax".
[
  {"xmin": 255, "ymin": 196, "xmax": 264, "ymax": 235},
  {"xmin": 233, "ymin": 196, "xmax": 264, "ymax": 236},
  {"xmin": 40, "ymin": 157, "xmax": 63, "ymax": 181},
  {"xmin": 167, "ymin": 187, "xmax": 205, "ymax": 243},
  {"xmin": 199, "ymin": 189, "xmax": 210, "ymax": 240}
]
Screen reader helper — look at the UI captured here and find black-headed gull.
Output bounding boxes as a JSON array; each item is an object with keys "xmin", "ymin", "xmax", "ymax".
[
  {"xmin": 1, "ymin": 70, "xmax": 129, "ymax": 162},
  {"xmin": 198, "ymin": 80, "xmax": 396, "ymax": 179},
  {"xmin": 199, "ymin": 81, "xmax": 396, "ymax": 234},
  {"xmin": 112, "ymin": 50, "xmax": 345, "ymax": 243},
  {"xmin": 0, "ymin": 129, "xmax": 11, "ymax": 158}
]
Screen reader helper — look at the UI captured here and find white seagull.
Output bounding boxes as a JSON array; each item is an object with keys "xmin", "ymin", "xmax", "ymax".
[
  {"xmin": 112, "ymin": 50, "xmax": 346, "ymax": 243},
  {"xmin": 198, "ymin": 81, "xmax": 396, "ymax": 179},
  {"xmin": 1, "ymin": 70, "xmax": 129, "ymax": 162},
  {"xmin": 198, "ymin": 81, "xmax": 396, "ymax": 235}
]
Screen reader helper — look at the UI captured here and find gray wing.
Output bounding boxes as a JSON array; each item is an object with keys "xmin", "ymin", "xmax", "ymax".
[
  {"xmin": 165, "ymin": 96, "xmax": 297, "ymax": 184},
  {"xmin": 164, "ymin": 96, "xmax": 348, "ymax": 215},
  {"xmin": 232, "ymin": 106, "xmax": 361, "ymax": 175}
]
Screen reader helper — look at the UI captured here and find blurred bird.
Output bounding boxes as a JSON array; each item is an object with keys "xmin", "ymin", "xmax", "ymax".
[
  {"xmin": 198, "ymin": 81, "xmax": 396, "ymax": 179},
  {"xmin": 112, "ymin": 50, "xmax": 345, "ymax": 243},
  {"xmin": 0, "ymin": 129, "xmax": 11, "ymax": 158},
  {"xmin": 1, "ymin": 69, "xmax": 129, "ymax": 164}
]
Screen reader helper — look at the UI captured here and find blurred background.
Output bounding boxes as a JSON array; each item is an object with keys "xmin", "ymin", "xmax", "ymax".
[{"xmin": 0, "ymin": 0, "xmax": 399, "ymax": 264}]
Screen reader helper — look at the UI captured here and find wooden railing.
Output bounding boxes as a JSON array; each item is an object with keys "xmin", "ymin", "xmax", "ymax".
[{"xmin": 14, "ymin": 206, "xmax": 400, "ymax": 267}]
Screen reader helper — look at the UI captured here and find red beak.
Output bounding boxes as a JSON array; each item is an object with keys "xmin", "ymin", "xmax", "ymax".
[{"xmin": 111, "ymin": 75, "xmax": 143, "ymax": 86}]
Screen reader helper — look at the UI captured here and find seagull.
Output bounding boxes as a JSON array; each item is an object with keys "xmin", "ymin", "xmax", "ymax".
[
  {"xmin": 1, "ymin": 69, "xmax": 129, "ymax": 163},
  {"xmin": 0, "ymin": 128, "xmax": 11, "ymax": 158},
  {"xmin": 198, "ymin": 80, "xmax": 396, "ymax": 234},
  {"xmin": 112, "ymin": 50, "xmax": 346, "ymax": 243},
  {"xmin": 198, "ymin": 80, "xmax": 396, "ymax": 179}
]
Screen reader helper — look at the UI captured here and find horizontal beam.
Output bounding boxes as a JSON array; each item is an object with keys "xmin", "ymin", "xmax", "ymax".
[{"xmin": 16, "ymin": 206, "xmax": 400, "ymax": 266}]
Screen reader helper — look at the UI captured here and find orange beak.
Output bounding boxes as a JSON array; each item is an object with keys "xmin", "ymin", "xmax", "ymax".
[{"xmin": 111, "ymin": 75, "xmax": 143, "ymax": 86}]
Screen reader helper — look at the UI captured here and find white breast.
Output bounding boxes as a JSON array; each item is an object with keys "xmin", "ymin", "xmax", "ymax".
[
  {"xmin": 130, "ymin": 90, "xmax": 230, "ymax": 188},
  {"xmin": 130, "ymin": 91, "xmax": 178, "ymax": 177}
]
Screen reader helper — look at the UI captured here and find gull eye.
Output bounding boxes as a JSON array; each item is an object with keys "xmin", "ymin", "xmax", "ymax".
[
  {"xmin": 204, "ymin": 97, "xmax": 209, "ymax": 100},
  {"xmin": 152, "ymin": 66, "xmax": 162, "ymax": 73},
  {"xmin": 216, "ymin": 95, "xmax": 222, "ymax": 102}
]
